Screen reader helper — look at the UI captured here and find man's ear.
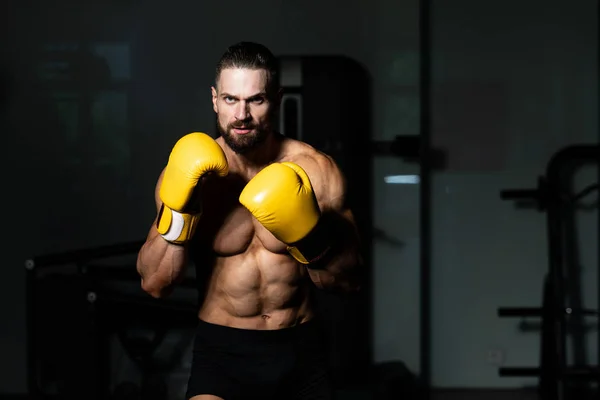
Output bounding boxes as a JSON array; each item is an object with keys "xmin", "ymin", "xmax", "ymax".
[{"xmin": 211, "ymin": 86, "xmax": 218, "ymax": 113}]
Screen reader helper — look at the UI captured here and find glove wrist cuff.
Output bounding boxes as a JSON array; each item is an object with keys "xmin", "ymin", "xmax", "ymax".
[
  {"xmin": 157, "ymin": 204, "xmax": 201, "ymax": 244},
  {"xmin": 287, "ymin": 216, "xmax": 331, "ymax": 264}
]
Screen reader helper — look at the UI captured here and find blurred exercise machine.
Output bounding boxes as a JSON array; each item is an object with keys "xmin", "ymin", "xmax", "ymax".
[
  {"xmin": 24, "ymin": 241, "xmax": 199, "ymax": 400},
  {"xmin": 497, "ymin": 144, "xmax": 600, "ymax": 400}
]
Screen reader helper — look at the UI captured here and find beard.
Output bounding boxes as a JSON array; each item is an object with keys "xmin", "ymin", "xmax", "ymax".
[{"xmin": 217, "ymin": 118, "xmax": 271, "ymax": 155}]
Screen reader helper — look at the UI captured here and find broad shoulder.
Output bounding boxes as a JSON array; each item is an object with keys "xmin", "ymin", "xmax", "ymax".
[{"xmin": 281, "ymin": 139, "xmax": 346, "ymax": 211}]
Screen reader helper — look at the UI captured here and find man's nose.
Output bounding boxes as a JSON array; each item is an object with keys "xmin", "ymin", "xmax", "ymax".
[{"xmin": 234, "ymin": 101, "xmax": 250, "ymax": 120}]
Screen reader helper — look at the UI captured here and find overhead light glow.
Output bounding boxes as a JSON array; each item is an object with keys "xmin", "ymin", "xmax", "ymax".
[{"xmin": 384, "ymin": 175, "xmax": 420, "ymax": 184}]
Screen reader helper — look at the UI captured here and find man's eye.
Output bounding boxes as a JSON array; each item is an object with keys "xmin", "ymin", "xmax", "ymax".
[
  {"xmin": 252, "ymin": 98, "xmax": 265, "ymax": 105},
  {"xmin": 224, "ymin": 97, "xmax": 235, "ymax": 103}
]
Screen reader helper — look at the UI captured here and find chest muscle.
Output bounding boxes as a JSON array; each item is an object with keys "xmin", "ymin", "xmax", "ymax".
[{"xmin": 195, "ymin": 174, "xmax": 288, "ymax": 256}]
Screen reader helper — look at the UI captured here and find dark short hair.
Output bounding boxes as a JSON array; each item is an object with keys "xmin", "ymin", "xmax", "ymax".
[{"xmin": 215, "ymin": 42, "xmax": 279, "ymax": 96}]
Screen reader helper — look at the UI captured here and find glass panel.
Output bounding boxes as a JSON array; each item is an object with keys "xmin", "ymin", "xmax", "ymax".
[
  {"xmin": 372, "ymin": 156, "xmax": 421, "ymax": 373},
  {"xmin": 91, "ymin": 90, "xmax": 130, "ymax": 171},
  {"xmin": 51, "ymin": 91, "xmax": 80, "ymax": 158},
  {"xmin": 35, "ymin": 41, "xmax": 133, "ymax": 249},
  {"xmin": 92, "ymin": 43, "xmax": 131, "ymax": 81},
  {"xmin": 368, "ymin": 0, "xmax": 422, "ymax": 384}
]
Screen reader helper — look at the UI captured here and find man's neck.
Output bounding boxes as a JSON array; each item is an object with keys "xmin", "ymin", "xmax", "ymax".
[{"xmin": 225, "ymin": 132, "xmax": 283, "ymax": 176}]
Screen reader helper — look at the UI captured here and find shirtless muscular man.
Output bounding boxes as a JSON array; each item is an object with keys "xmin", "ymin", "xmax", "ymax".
[{"xmin": 136, "ymin": 42, "xmax": 363, "ymax": 400}]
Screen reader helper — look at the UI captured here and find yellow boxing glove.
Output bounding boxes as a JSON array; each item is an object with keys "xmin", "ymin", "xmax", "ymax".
[
  {"xmin": 239, "ymin": 162, "xmax": 330, "ymax": 264},
  {"xmin": 157, "ymin": 132, "xmax": 228, "ymax": 244}
]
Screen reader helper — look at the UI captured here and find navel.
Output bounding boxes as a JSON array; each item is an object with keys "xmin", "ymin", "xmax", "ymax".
[{"xmin": 261, "ymin": 314, "xmax": 271, "ymax": 320}]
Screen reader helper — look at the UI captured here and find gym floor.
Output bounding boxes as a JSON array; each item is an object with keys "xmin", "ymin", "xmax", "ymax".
[{"xmin": 336, "ymin": 388, "xmax": 539, "ymax": 400}]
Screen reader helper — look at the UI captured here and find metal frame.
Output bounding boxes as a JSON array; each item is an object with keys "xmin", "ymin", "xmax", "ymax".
[
  {"xmin": 498, "ymin": 145, "xmax": 600, "ymax": 400},
  {"xmin": 24, "ymin": 240, "xmax": 144, "ymax": 399},
  {"xmin": 419, "ymin": 0, "xmax": 433, "ymax": 395}
]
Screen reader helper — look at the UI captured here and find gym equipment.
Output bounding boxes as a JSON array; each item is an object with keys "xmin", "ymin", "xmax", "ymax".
[
  {"xmin": 497, "ymin": 144, "xmax": 600, "ymax": 400},
  {"xmin": 24, "ymin": 241, "xmax": 199, "ymax": 400}
]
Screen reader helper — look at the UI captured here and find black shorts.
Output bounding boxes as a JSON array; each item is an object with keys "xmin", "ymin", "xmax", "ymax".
[{"xmin": 185, "ymin": 318, "xmax": 334, "ymax": 400}]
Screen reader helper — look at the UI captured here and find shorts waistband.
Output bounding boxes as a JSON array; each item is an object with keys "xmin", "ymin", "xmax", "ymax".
[{"xmin": 195, "ymin": 318, "xmax": 320, "ymax": 344}]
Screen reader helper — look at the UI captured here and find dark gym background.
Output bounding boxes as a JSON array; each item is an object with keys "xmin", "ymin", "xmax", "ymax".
[{"xmin": 1, "ymin": 0, "xmax": 598, "ymax": 399}]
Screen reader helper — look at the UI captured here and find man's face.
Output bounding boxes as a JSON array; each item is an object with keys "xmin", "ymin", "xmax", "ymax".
[{"xmin": 212, "ymin": 68, "xmax": 278, "ymax": 154}]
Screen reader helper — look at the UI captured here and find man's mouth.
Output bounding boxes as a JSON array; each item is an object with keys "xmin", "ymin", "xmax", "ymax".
[{"xmin": 232, "ymin": 127, "xmax": 253, "ymax": 135}]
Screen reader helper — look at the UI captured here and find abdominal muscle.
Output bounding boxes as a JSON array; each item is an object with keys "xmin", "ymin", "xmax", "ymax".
[
  {"xmin": 194, "ymin": 171, "xmax": 315, "ymax": 330},
  {"xmin": 197, "ymin": 232, "xmax": 315, "ymax": 330}
]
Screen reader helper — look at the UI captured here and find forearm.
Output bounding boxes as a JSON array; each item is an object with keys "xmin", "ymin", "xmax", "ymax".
[
  {"xmin": 136, "ymin": 230, "xmax": 188, "ymax": 298},
  {"xmin": 305, "ymin": 212, "xmax": 363, "ymax": 292},
  {"xmin": 139, "ymin": 133, "xmax": 228, "ymax": 297},
  {"xmin": 311, "ymin": 244, "xmax": 362, "ymax": 291},
  {"xmin": 307, "ymin": 258, "xmax": 361, "ymax": 292}
]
